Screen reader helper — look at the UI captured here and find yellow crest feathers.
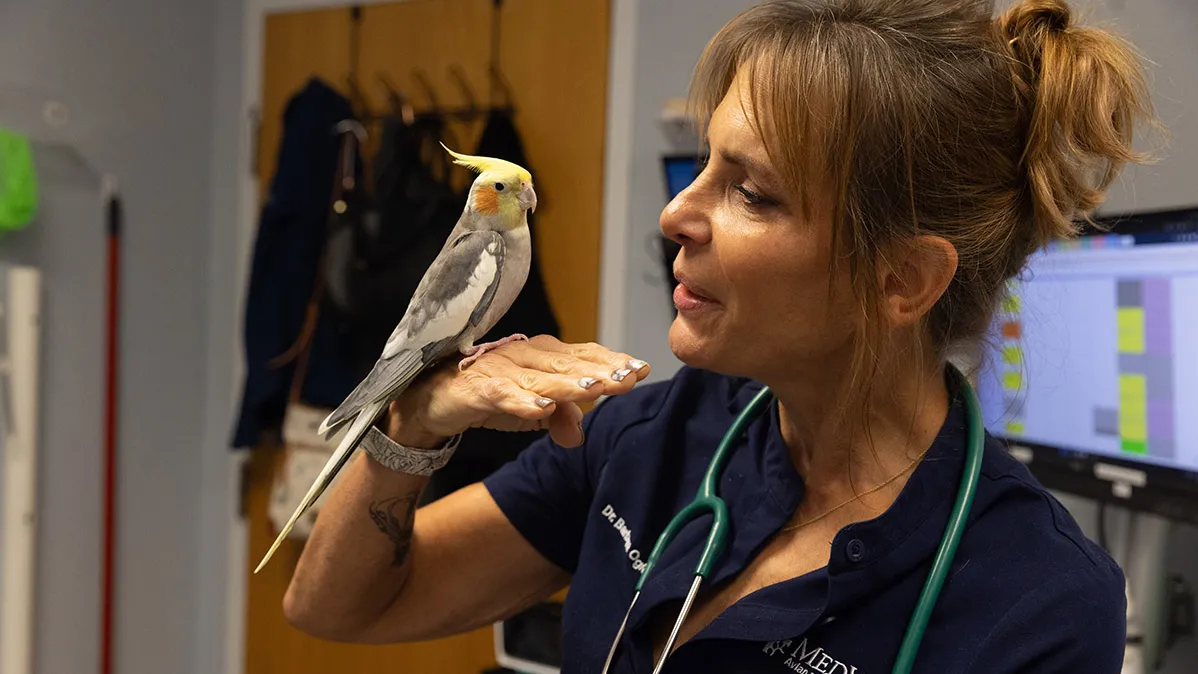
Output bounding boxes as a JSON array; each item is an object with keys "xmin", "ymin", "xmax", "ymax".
[{"xmin": 440, "ymin": 142, "xmax": 532, "ymax": 182}]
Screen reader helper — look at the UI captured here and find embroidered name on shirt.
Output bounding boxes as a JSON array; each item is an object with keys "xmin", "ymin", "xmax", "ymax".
[
  {"xmin": 601, "ymin": 504, "xmax": 646, "ymax": 572},
  {"xmin": 763, "ymin": 638, "xmax": 858, "ymax": 674}
]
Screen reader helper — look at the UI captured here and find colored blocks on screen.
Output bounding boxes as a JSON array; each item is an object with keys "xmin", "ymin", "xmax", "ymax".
[
  {"xmin": 1121, "ymin": 439, "xmax": 1148, "ymax": 454},
  {"xmin": 1093, "ymin": 407, "xmax": 1119, "ymax": 436},
  {"xmin": 1001, "ymin": 322, "xmax": 1022, "ymax": 339},
  {"xmin": 1117, "ymin": 279, "xmax": 1142, "ymax": 307},
  {"xmin": 1143, "ymin": 278, "xmax": 1173, "ymax": 354},
  {"xmin": 1119, "ymin": 374, "xmax": 1147, "ymax": 442},
  {"xmin": 1117, "ymin": 308, "xmax": 1145, "ymax": 353},
  {"xmin": 1003, "ymin": 371, "xmax": 1022, "ymax": 390},
  {"xmin": 1005, "ymin": 420, "xmax": 1025, "ymax": 435},
  {"xmin": 1002, "ymin": 346, "xmax": 1021, "ymax": 365},
  {"xmin": 1001, "ymin": 295, "xmax": 1021, "ymax": 313},
  {"xmin": 1148, "ymin": 399, "xmax": 1175, "ymax": 458}
]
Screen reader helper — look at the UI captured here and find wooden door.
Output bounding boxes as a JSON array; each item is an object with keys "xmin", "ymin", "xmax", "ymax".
[{"xmin": 244, "ymin": 1, "xmax": 609, "ymax": 672}]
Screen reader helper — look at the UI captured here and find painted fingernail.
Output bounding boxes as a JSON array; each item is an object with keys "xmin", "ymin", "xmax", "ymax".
[
  {"xmin": 628, "ymin": 359, "xmax": 648, "ymax": 371},
  {"xmin": 535, "ymin": 397, "xmax": 554, "ymax": 408},
  {"xmin": 578, "ymin": 376, "xmax": 600, "ymax": 389},
  {"xmin": 612, "ymin": 368, "xmax": 633, "ymax": 382}
]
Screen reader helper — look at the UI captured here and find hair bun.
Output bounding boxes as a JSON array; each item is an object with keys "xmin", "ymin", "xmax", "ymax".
[
  {"xmin": 997, "ymin": 0, "xmax": 1155, "ymax": 250},
  {"xmin": 1001, "ymin": 0, "xmax": 1071, "ymax": 41}
]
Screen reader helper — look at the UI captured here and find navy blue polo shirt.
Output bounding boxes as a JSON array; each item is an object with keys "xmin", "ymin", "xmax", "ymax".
[{"xmin": 483, "ymin": 366, "xmax": 1126, "ymax": 673}]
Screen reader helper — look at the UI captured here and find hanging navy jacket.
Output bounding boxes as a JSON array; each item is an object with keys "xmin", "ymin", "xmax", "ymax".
[{"xmin": 231, "ymin": 78, "xmax": 360, "ymax": 449}]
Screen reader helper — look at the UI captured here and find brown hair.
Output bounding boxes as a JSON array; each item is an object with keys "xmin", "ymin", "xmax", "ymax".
[{"xmin": 691, "ymin": 0, "xmax": 1157, "ymax": 428}]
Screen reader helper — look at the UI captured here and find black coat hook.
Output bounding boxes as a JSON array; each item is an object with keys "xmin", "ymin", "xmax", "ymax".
[
  {"xmin": 344, "ymin": 74, "xmax": 371, "ymax": 117},
  {"xmin": 488, "ymin": 63, "xmax": 514, "ymax": 110},
  {"xmin": 448, "ymin": 64, "xmax": 478, "ymax": 112},
  {"xmin": 411, "ymin": 67, "xmax": 440, "ymax": 111},
  {"xmin": 377, "ymin": 73, "xmax": 414, "ymax": 125}
]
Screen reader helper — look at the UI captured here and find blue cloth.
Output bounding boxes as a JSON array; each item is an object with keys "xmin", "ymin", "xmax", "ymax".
[
  {"xmin": 483, "ymin": 366, "xmax": 1126, "ymax": 673},
  {"xmin": 231, "ymin": 78, "xmax": 360, "ymax": 449}
]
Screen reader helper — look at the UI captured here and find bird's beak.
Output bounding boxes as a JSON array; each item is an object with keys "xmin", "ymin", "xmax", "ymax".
[{"xmin": 518, "ymin": 181, "xmax": 537, "ymax": 214}]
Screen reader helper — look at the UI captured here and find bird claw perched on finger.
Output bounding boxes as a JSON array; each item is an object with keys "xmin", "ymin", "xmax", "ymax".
[{"xmin": 458, "ymin": 333, "xmax": 529, "ymax": 370}]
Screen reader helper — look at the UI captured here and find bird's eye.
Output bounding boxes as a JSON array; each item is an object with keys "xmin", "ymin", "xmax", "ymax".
[{"xmin": 494, "ymin": 182, "xmax": 505, "ymax": 192}]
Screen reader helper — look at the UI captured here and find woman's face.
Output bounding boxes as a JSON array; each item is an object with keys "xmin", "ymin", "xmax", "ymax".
[{"xmin": 662, "ymin": 71, "xmax": 856, "ymax": 382}]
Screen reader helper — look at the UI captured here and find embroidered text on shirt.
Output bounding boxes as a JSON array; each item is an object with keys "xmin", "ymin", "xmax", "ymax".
[
  {"xmin": 601, "ymin": 504, "xmax": 646, "ymax": 573},
  {"xmin": 763, "ymin": 638, "xmax": 858, "ymax": 674}
]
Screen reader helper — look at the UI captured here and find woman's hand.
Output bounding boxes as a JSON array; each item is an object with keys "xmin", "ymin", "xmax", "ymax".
[{"xmin": 383, "ymin": 335, "xmax": 651, "ymax": 449}]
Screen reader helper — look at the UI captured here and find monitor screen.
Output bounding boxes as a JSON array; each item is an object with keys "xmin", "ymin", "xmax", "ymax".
[
  {"xmin": 662, "ymin": 154, "xmax": 702, "ymax": 199},
  {"xmin": 975, "ymin": 207, "xmax": 1198, "ymax": 502}
]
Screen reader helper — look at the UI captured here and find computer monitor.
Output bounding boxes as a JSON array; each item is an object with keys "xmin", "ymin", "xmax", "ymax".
[
  {"xmin": 492, "ymin": 600, "xmax": 563, "ymax": 673},
  {"xmin": 663, "ymin": 154, "xmax": 702, "ymax": 198},
  {"xmin": 974, "ymin": 206, "xmax": 1198, "ymax": 524},
  {"xmin": 658, "ymin": 155, "xmax": 703, "ymax": 305}
]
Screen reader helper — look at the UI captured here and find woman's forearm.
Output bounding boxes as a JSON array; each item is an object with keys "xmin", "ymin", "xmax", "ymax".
[{"xmin": 282, "ymin": 446, "xmax": 431, "ymax": 641}]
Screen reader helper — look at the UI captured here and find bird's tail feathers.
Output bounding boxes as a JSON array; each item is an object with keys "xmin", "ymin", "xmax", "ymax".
[
  {"xmin": 317, "ymin": 409, "xmax": 345, "ymax": 439},
  {"xmin": 254, "ymin": 399, "xmax": 386, "ymax": 574},
  {"xmin": 318, "ymin": 349, "xmax": 424, "ymax": 439}
]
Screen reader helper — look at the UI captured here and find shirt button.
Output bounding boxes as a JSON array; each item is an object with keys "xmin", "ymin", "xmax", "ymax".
[{"xmin": 845, "ymin": 539, "xmax": 866, "ymax": 563}]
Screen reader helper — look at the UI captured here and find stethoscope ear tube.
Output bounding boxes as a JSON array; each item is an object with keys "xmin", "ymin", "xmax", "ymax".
[
  {"xmin": 890, "ymin": 366, "xmax": 985, "ymax": 674},
  {"xmin": 636, "ymin": 386, "xmax": 774, "ymax": 592}
]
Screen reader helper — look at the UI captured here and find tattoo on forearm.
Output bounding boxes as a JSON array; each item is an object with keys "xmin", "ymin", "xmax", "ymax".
[{"xmin": 368, "ymin": 494, "xmax": 419, "ymax": 567}]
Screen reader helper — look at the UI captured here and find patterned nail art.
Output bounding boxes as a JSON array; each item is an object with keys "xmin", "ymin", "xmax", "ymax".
[
  {"xmin": 612, "ymin": 368, "xmax": 632, "ymax": 382},
  {"xmin": 535, "ymin": 397, "xmax": 554, "ymax": 408},
  {"xmin": 629, "ymin": 359, "xmax": 648, "ymax": 371},
  {"xmin": 578, "ymin": 377, "xmax": 600, "ymax": 389}
]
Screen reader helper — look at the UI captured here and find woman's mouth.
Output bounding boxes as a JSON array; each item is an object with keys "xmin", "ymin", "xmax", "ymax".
[{"xmin": 673, "ymin": 273, "xmax": 719, "ymax": 313}]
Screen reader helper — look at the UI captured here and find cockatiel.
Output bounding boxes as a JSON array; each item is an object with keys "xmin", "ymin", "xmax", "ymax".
[{"xmin": 255, "ymin": 144, "xmax": 537, "ymax": 573}]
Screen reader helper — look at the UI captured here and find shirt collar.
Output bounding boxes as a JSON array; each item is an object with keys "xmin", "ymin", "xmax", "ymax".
[
  {"xmin": 700, "ymin": 371, "xmax": 971, "ymax": 639},
  {"xmin": 762, "ymin": 370, "xmax": 968, "ymax": 565},
  {"xmin": 622, "ymin": 369, "xmax": 972, "ymax": 648}
]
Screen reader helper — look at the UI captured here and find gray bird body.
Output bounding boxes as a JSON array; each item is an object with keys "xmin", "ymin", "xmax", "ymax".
[
  {"xmin": 254, "ymin": 172, "xmax": 534, "ymax": 573},
  {"xmin": 322, "ymin": 213, "xmax": 531, "ymax": 434}
]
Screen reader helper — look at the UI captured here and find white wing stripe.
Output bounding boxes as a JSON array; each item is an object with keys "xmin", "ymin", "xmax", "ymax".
[{"xmin": 383, "ymin": 249, "xmax": 498, "ymax": 356}]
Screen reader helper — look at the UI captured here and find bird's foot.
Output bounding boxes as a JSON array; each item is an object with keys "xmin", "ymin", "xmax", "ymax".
[{"xmin": 458, "ymin": 334, "xmax": 529, "ymax": 370}]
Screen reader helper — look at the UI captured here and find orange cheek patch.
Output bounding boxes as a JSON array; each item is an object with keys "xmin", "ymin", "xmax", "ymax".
[{"xmin": 473, "ymin": 187, "xmax": 499, "ymax": 215}]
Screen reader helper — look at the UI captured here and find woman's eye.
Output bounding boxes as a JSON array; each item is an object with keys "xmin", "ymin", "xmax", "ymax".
[{"xmin": 734, "ymin": 184, "xmax": 776, "ymax": 208}]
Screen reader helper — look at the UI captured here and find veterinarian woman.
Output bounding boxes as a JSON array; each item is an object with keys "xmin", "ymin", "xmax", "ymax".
[{"xmin": 283, "ymin": 1, "xmax": 1157, "ymax": 671}]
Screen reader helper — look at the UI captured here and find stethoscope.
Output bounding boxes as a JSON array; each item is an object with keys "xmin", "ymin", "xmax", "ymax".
[{"xmin": 600, "ymin": 366, "xmax": 986, "ymax": 674}]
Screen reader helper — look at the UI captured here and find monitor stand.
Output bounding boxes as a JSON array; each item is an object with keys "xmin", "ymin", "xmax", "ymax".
[{"xmin": 1114, "ymin": 510, "xmax": 1172, "ymax": 673}]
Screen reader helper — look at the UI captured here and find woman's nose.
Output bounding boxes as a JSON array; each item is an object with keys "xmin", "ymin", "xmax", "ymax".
[{"xmin": 660, "ymin": 184, "xmax": 712, "ymax": 247}]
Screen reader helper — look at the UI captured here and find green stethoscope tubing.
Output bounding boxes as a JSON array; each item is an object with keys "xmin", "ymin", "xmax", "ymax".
[
  {"xmin": 604, "ymin": 366, "xmax": 984, "ymax": 674},
  {"xmin": 893, "ymin": 368, "xmax": 985, "ymax": 674}
]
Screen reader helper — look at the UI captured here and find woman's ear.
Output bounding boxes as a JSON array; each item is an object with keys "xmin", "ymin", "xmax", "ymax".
[{"xmin": 879, "ymin": 235, "xmax": 959, "ymax": 328}]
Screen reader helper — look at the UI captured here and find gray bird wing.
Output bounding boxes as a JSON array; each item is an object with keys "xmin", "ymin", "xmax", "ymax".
[{"xmin": 318, "ymin": 229, "xmax": 506, "ymax": 437}]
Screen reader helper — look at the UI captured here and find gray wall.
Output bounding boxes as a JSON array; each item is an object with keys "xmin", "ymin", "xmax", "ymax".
[
  {"xmin": 196, "ymin": 0, "xmax": 248, "ymax": 673},
  {"xmin": 619, "ymin": 1, "xmax": 1198, "ymax": 671},
  {"xmin": 0, "ymin": 0, "xmax": 225, "ymax": 672}
]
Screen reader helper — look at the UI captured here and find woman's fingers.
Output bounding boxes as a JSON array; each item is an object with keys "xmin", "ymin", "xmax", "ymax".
[
  {"xmin": 466, "ymin": 353, "xmax": 639, "ymax": 403},
  {"xmin": 546, "ymin": 401, "xmax": 585, "ymax": 448},
  {"xmin": 461, "ymin": 373, "xmax": 559, "ymax": 420},
  {"xmin": 493, "ymin": 335, "xmax": 652, "ymax": 393}
]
